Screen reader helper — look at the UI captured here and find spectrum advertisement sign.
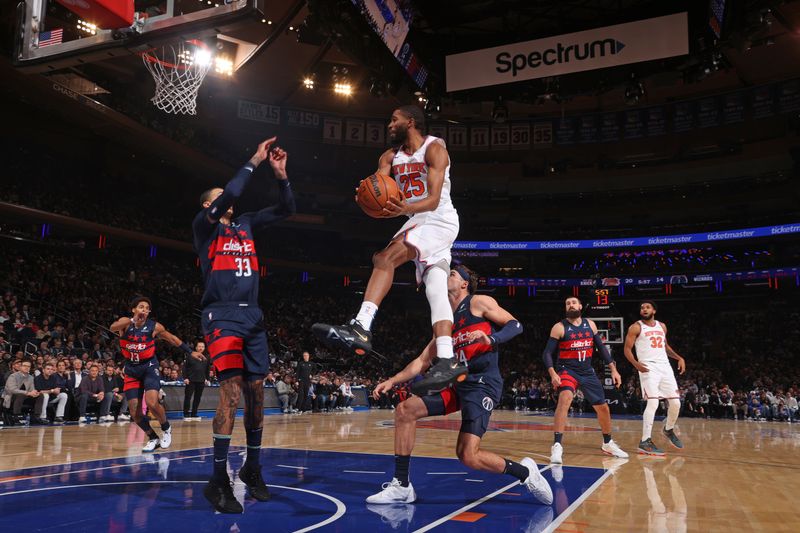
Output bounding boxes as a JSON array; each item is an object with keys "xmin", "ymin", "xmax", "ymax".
[{"xmin": 446, "ymin": 13, "xmax": 688, "ymax": 91}]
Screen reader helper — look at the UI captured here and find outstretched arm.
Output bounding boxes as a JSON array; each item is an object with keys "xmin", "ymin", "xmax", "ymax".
[
  {"xmin": 465, "ymin": 295, "xmax": 523, "ymax": 346},
  {"xmin": 205, "ymin": 137, "xmax": 277, "ymax": 224},
  {"xmin": 109, "ymin": 317, "xmax": 132, "ymax": 335},
  {"xmin": 154, "ymin": 323, "xmax": 204, "ymax": 361},
  {"xmin": 372, "ymin": 339, "xmax": 436, "ymax": 398},
  {"xmin": 249, "ymin": 146, "xmax": 296, "ymax": 230}
]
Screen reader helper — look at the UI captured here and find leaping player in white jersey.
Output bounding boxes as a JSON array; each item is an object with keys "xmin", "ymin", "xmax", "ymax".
[
  {"xmin": 623, "ymin": 300, "xmax": 687, "ymax": 455},
  {"xmin": 313, "ymin": 105, "xmax": 466, "ymax": 395}
]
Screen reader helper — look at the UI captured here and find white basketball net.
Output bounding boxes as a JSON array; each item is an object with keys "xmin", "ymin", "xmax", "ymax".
[{"xmin": 141, "ymin": 41, "xmax": 213, "ymax": 115}]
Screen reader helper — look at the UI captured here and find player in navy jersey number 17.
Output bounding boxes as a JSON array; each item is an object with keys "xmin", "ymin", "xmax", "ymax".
[
  {"xmin": 542, "ymin": 297, "xmax": 628, "ymax": 464},
  {"xmin": 365, "ymin": 265, "xmax": 552, "ymax": 512},
  {"xmin": 110, "ymin": 296, "xmax": 203, "ymax": 453},
  {"xmin": 192, "ymin": 137, "xmax": 295, "ymax": 514}
]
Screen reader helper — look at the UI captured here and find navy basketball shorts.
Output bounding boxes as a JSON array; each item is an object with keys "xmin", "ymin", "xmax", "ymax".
[
  {"xmin": 202, "ymin": 304, "xmax": 269, "ymax": 381},
  {"xmin": 422, "ymin": 381, "xmax": 498, "ymax": 437},
  {"xmin": 557, "ymin": 366, "xmax": 606, "ymax": 405},
  {"xmin": 123, "ymin": 358, "xmax": 161, "ymax": 400}
]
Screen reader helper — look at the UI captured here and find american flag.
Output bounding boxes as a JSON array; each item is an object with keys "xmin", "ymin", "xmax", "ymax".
[{"xmin": 39, "ymin": 28, "xmax": 63, "ymax": 47}]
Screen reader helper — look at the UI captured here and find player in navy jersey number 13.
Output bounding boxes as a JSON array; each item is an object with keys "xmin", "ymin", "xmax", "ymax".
[
  {"xmin": 110, "ymin": 296, "xmax": 203, "ymax": 453},
  {"xmin": 192, "ymin": 137, "xmax": 295, "ymax": 514},
  {"xmin": 542, "ymin": 297, "xmax": 629, "ymax": 464}
]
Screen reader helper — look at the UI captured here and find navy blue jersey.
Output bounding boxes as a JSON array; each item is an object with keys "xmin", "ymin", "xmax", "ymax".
[
  {"xmin": 452, "ymin": 295, "xmax": 501, "ymax": 387},
  {"xmin": 192, "ymin": 165, "xmax": 295, "ymax": 308},
  {"xmin": 119, "ymin": 318, "xmax": 157, "ymax": 363},
  {"xmin": 557, "ymin": 318, "xmax": 595, "ymax": 373},
  {"xmin": 193, "ymin": 214, "xmax": 260, "ymax": 307}
]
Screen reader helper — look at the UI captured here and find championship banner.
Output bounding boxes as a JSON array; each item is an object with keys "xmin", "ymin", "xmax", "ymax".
[{"xmin": 446, "ymin": 13, "xmax": 688, "ymax": 91}]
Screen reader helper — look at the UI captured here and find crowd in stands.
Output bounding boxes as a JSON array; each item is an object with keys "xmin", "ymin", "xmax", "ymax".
[{"xmin": 1, "ymin": 233, "xmax": 798, "ymax": 426}]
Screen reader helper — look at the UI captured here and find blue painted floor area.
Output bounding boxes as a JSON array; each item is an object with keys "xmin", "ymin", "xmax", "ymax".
[{"xmin": 0, "ymin": 447, "xmax": 605, "ymax": 532}]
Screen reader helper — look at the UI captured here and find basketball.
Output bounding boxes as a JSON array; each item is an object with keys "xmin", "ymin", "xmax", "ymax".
[{"xmin": 356, "ymin": 173, "xmax": 402, "ymax": 218}]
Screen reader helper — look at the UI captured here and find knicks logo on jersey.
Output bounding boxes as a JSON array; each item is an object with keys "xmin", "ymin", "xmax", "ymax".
[{"xmin": 392, "ymin": 162, "xmax": 426, "ymax": 175}]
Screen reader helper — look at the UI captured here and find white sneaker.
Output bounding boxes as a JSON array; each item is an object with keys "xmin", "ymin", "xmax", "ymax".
[
  {"xmin": 520, "ymin": 457, "xmax": 553, "ymax": 505},
  {"xmin": 365, "ymin": 478, "xmax": 417, "ymax": 504},
  {"xmin": 601, "ymin": 439, "xmax": 629, "ymax": 458},
  {"xmin": 101, "ymin": 415, "xmax": 115, "ymax": 423},
  {"xmin": 118, "ymin": 414, "xmax": 131, "ymax": 421},
  {"xmin": 183, "ymin": 416, "xmax": 192, "ymax": 421},
  {"xmin": 142, "ymin": 438, "xmax": 159, "ymax": 452},
  {"xmin": 159, "ymin": 427, "xmax": 172, "ymax": 449},
  {"xmin": 550, "ymin": 442, "xmax": 563, "ymax": 464},
  {"xmin": 78, "ymin": 416, "xmax": 87, "ymax": 424}
]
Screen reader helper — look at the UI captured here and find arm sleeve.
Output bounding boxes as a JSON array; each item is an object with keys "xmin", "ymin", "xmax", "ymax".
[
  {"xmin": 593, "ymin": 333, "xmax": 614, "ymax": 365},
  {"xmin": 192, "ymin": 163, "xmax": 256, "ymax": 249},
  {"xmin": 207, "ymin": 163, "xmax": 256, "ymax": 223},
  {"xmin": 488, "ymin": 320, "xmax": 523, "ymax": 346},
  {"xmin": 248, "ymin": 180, "xmax": 297, "ymax": 231},
  {"xmin": 542, "ymin": 337, "xmax": 559, "ymax": 369}
]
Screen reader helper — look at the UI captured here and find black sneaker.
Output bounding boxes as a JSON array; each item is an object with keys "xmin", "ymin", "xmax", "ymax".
[
  {"xmin": 53, "ymin": 417, "xmax": 65, "ymax": 425},
  {"xmin": 410, "ymin": 359, "xmax": 468, "ymax": 397},
  {"xmin": 31, "ymin": 416, "xmax": 50, "ymax": 425},
  {"xmin": 203, "ymin": 477, "xmax": 244, "ymax": 514},
  {"xmin": 238, "ymin": 464, "xmax": 271, "ymax": 501},
  {"xmin": 662, "ymin": 427, "xmax": 684, "ymax": 449},
  {"xmin": 311, "ymin": 321, "xmax": 372, "ymax": 356}
]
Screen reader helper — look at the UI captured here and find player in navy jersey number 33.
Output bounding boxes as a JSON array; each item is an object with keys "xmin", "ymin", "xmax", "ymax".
[{"xmin": 192, "ymin": 137, "xmax": 295, "ymax": 514}]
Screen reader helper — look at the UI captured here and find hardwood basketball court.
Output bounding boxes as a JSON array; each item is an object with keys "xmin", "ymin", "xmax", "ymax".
[{"xmin": 1, "ymin": 409, "xmax": 797, "ymax": 532}]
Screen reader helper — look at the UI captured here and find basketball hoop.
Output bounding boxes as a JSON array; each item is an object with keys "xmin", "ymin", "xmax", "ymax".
[{"xmin": 139, "ymin": 39, "xmax": 212, "ymax": 115}]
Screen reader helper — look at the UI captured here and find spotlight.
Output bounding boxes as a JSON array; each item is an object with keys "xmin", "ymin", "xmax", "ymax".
[
  {"xmin": 303, "ymin": 76, "xmax": 315, "ymax": 89},
  {"xmin": 424, "ymin": 96, "xmax": 441, "ymax": 118},
  {"xmin": 214, "ymin": 56, "xmax": 233, "ymax": 76},
  {"xmin": 334, "ymin": 82, "xmax": 352, "ymax": 96},
  {"xmin": 77, "ymin": 20, "xmax": 97, "ymax": 35}
]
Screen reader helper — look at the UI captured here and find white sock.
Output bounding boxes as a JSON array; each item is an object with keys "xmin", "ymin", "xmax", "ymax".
[
  {"xmin": 435, "ymin": 336, "xmax": 454, "ymax": 360},
  {"xmin": 642, "ymin": 398, "xmax": 659, "ymax": 441},
  {"xmin": 665, "ymin": 398, "xmax": 681, "ymax": 430},
  {"xmin": 355, "ymin": 301, "xmax": 378, "ymax": 331}
]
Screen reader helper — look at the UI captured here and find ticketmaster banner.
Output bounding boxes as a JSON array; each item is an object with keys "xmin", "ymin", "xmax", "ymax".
[
  {"xmin": 452, "ymin": 223, "xmax": 800, "ymax": 251},
  {"xmin": 446, "ymin": 13, "xmax": 688, "ymax": 91}
]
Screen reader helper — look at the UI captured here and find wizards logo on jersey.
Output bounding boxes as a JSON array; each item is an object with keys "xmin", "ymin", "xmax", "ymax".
[
  {"xmin": 207, "ymin": 224, "xmax": 259, "ymax": 275},
  {"xmin": 558, "ymin": 319, "xmax": 594, "ymax": 362},
  {"xmin": 453, "ymin": 322, "xmax": 493, "ymax": 361},
  {"xmin": 120, "ymin": 320, "xmax": 156, "ymax": 363}
]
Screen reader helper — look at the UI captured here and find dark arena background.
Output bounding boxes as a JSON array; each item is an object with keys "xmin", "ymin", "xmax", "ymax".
[{"xmin": 1, "ymin": 1, "xmax": 799, "ymax": 532}]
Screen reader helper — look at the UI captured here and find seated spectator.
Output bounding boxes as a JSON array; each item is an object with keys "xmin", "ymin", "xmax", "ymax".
[
  {"xmin": 2, "ymin": 359, "xmax": 40, "ymax": 424},
  {"xmin": 276, "ymin": 375, "xmax": 298, "ymax": 414},
  {"xmin": 34, "ymin": 361, "xmax": 68, "ymax": 424},
  {"xmin": 102, "ymin": 363, "xmax": 128, "ymax": 421},
  {"xmin": 77, "ymin": 363, "xmax": 112, "ymax": 423},
  {"xmin": 338, "ymin": 378, "xmax": 355, "ymax": 410}
]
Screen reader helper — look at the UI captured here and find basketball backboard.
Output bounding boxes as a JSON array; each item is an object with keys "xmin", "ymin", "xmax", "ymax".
[{"xmin": 14, "ymin": 0, "xmax": 268, "ymax": 73}]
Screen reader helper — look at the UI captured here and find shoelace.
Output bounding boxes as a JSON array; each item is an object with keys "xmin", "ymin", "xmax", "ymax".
[{"xmin": 380, "ymin": 479, "xmax": 401, "ymax": 490}]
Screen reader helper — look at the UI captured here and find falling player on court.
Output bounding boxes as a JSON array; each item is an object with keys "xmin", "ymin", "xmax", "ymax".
[
  {"xmin": 313, "ymin": 105, "xmax": 465, "ymax": 395},
  {"xmin": 110, "ymin": 296, "xmax": 203, "ymax": 452},
  {"xmin": 543, "ymin": 297, "xmax": 629, "ymax": 464},
  {"xmin": 192, "ymin": 137, "xmax": 295, "ymax": 513},
  {"xmin": 367, "ymin": 264, "xmax": 552, "ymax": 507},
  {"xmin": 623, "ymin": 300, "xmax": 686, "ymax": 455}
]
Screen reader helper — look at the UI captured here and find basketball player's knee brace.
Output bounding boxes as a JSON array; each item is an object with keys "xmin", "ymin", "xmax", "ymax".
[{"xmin": 423, "ymin": 263, "xmax": 452, "ymax": 325}]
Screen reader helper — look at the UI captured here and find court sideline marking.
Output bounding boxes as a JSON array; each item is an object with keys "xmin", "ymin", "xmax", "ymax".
[
  {"xmin": 541, "ymin": 468, "xmax": 615, "ymax": 533},
  {"xmin": 412, "ymin": 465, "xmax": 553, "ymax": 533}
]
